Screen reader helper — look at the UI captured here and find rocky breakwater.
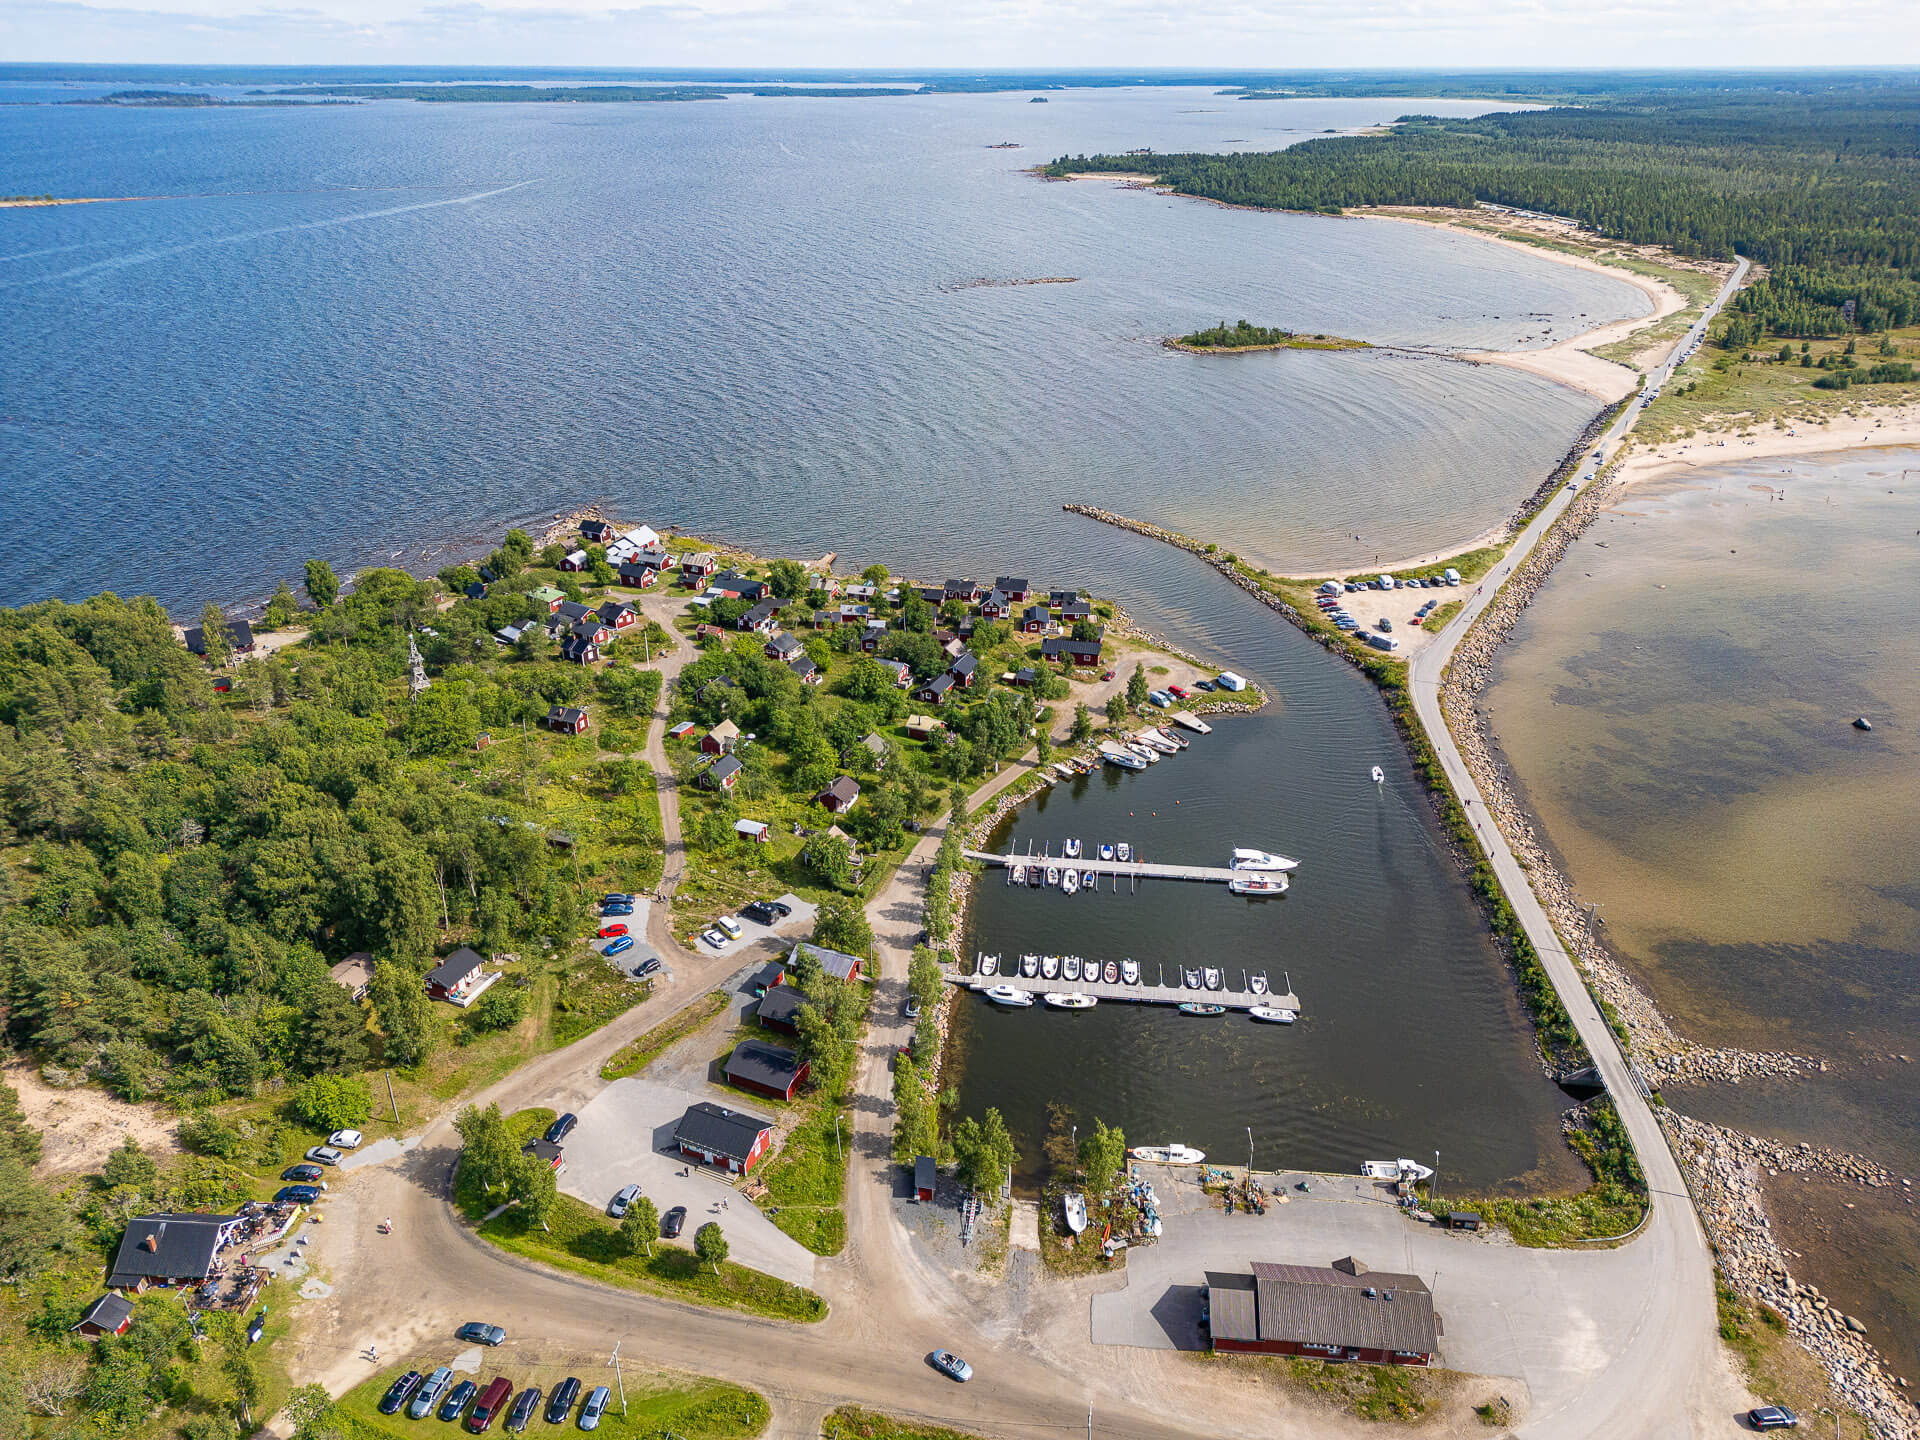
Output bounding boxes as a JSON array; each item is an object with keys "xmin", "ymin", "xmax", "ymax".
[{"xmin": 1665, "ymin": 1112, "xmax": 1918, "ymax": 1439}]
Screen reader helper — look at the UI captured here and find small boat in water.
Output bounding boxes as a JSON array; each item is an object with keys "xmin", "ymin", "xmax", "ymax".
[
  {"xmin": 1250, "ymin": 1005, "xmax": 1298, "ymax": 1024},
  {"xmin": 1231, "ymin": 848, "xmax": 1299, "ymax": 873},
  {"xmin": 1121, "ymin": 959, "xmax": 1140, "ymax": 986},
  {"xmin": 1135, "ymin": 730, "xmax": 1178, "ymax": 755},
  {"xmin": 1125, "ymin": 742, "xmax": 1160, "ymax": 764},
  {"xmin": 1371, "ymin": 765, "xmax": 1385, "ymax": 784},
  {"xmin": 1020, "ymin": 953, "xmax": 1040, "ymax": 979},
  {"xmin": 1062, "ymin": 955, "xmax": 1080, "ymax": 982},
  {"xmin": 1009, "ymin": 864, "xmax": 1025, "ymax": 885},
  {"xmin": 1100, "ymin": 842, "xmax": 1115, "ymax": 861},
  {"xmin": 1249, "ymin": 972, "xmax": 1269, "ymax": 995},
  {"xmin": 1064, "ymin": 838, "xmax": 1082, "ymax": 859},
  {"xmin": 1044, "ymin": 992, "xmax": 1096, "ymax": 1010},
  {"xmin": 1062, "ymin": 869, "xmax": 1080, "ymax": 895},
  {"xmin": 977, "ymin": 953, "xmax": 999, "ymax": 977},
  {"xmin": 1229, "ymin": 873, "xmax": 1288, "ymax": 897},
  {"xmin": 1045, "ymin": 865, "xmax": 1060, "ymax": 887},
  {"xmin": 1361, "ymin": 1158, "xmax": 1435, "ymax": 1182},
  {"xmin": 1101, "ymin": 745, "xmax": 1148, "ymax": 771},
  {"xmin": 1179, "ymin": 1002, "xmax": 1226, "ymax": 1016},
  {"xmin": 1103, "ymin": 961, "xmax": 1119, "ymax": 984},
  {"xmin": 1183, "ymin": 968, "xmax": 1204, "ymax": 990},
  {"xmin": 1063, "ymin": 1191, "xmax": 1088, "ymax": 1233},
  {"xmin": 1129, "ymin": 1143, "xmax": 1206, "ymax": 1165},
  {"xmin": 1041, "ymin": 954, "xmax": 1060, "ymax": 980},
  {"xmin": 1116, "ymin": 842, "xmax": 1132, "ymax": 862},
  {"xmin": 1203, "ymin": 967, "xmax": 1223, "ymax": 991},
  {"xmin": 985, "ymin": 986, "xmax": 1035, "ymax": 1008}
]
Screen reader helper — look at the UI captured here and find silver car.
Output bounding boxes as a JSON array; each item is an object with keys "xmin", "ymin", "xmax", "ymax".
[
  {"xmin": 408, "ymin": 1367, "xmax": 453, "ymax": 1420},
  {"xmin": 578, "ymin": 1385, "xmax": 612, "ymax": 1431},
  {"xmin": 304, "ymin": 1145, "xmax": 343, "ymax": 1166},
  {"xmin": 930, "ymin": 1350, "xmax": 972, "ymax": 1383},
  {"xmin": 607, "ymin": 1184, "xmax": 640, "ymax": 1218}
]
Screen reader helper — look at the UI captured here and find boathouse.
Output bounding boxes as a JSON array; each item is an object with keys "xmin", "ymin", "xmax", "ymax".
[{"xmin": 1204, "ymin": 1258, "xmax": 1438, "ymax": 1366}]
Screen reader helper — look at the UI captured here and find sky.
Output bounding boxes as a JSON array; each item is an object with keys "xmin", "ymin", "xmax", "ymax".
[{"xmin": 3, "ymin": 0, "xmax": 1919, "ymax": 68}]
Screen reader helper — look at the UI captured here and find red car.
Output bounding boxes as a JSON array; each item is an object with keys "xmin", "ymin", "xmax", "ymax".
[
  {"xmin": 1101, "ymin": 669, "xmax": 1116, "ymax": 682},
  {"xmin": 1167, "ymin": 684, "xmax": 1189, "ymax": 698},
  {"xmin": 597, "ymin": 923, "xmax": 628, "ymax": 939}
]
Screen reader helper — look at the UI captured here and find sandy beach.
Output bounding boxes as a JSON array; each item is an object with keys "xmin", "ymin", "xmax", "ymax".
[{"xmin": 1613, "ymin": 402, "xmax": 1920, "ymax": 489}]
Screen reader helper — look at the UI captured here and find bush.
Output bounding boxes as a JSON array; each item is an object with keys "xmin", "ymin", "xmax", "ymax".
[
  {"xmin": 178, "ymin": 1111, "xmax": 244, "ymax": 1158},
  {"xmin": 470, "ymin": 984, "xmax": 528, "ymax": 1033},
  {"xmin": 290, "ymin": 1073, "xmax": 372, "ymax": 1134}
]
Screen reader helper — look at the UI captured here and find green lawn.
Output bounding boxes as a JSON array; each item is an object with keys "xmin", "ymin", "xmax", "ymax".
[
  {"xmin": 476, "ymin": 1192, "xmax": 827, "ymax": 1323},
  {"xmin": 754, "ymin": 1101, "xmax": 853, "ymax": 1256},
  {"xmin": 822, "ymin": 1408, "xmax": 992, "ymax": 1440},
  {"xmin": 335, "ymin": 1363, "xmax": 768, "ymax": 1440}
]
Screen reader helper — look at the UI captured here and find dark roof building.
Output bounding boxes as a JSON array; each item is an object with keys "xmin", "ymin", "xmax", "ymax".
[
  {"xmin": 913, "ymin": 1155, "xmax": 937, "ymax": 1202},
  {"xmin": 556, "ymin": 600, "xmax": 595, "ymax": 623},
  {"xmin": 993, "ymin": 577, "xmax": 1031, "ymax": 599},
  {"xmin": 1206, "ymin": 1258, "xmax": 1438, "ymax": 1366},
  {"xmin": 559, "ymin": 635, "xmax": 599, "ymax": 665},
  {"xmin": 818, "ymin": 775, "xmax": 861, "ymax": 812},
  {"xmin": 725, "ymin": 1040, "xmax": 810, "ymax": 1101},
  {"xmin": 546, "ymin": 705, "xmax": 589, "ymax": 734},
  {"xmin": 948, "ymin": 651, "xmax": 978, "ymax": 684},
  {"xmin": 739, "ymin": 599, "xmax": 781, "ymax": 631},
  {"xmin": 426, "ymin": 947, "xmax": 486, "ymax": 1000},
  {"xmin": 73, "ymin": 1293, "xmax": 137, "ymax": 1338},
  {"xmin": 673, "ymin": 1102, "xmax": 775, "ymax": 1174},
  {"xmin": 183, "ymin": 619, "xmax": 256, "ymax": 656},
  {"xmin": 746, "ymin": 960, "xmax": 787, "ymax": 996},
  {"xmin": 705, "ymin": 754, "xmax": 744, "ymax": 790},
  {"xmin": 756, "ymin": 984, "xmax": 809, "ymax": 1034},
  {"xmin": 915, "ymin": 672, "xmax": 955, "ymax": 703},
  {"xmin": 787, "ymin": 654, "xmax": 820, "ymax": 684},
  {"xmin": 1041, "ymin": 636, "xmax": 1105, "ymax": 666},
  {"xmin": 108, "ymin": 1213, "xmax": 242, "ymax": 1291}
]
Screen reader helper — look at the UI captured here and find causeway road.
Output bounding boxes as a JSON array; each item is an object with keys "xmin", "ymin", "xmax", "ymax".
[{"xmin": 1406, "ymin": 255, "xmax": 1751, "ymax": 1439}]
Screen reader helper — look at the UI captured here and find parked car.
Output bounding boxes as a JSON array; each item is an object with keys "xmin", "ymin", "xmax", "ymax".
[
  {"xmin": 715, "ymin": 915, "xmax": 744, "ymax": 940},
  {"xmin": 930, "ymin": 1350, "xmax": 973, "ymax": 1383},
  {"xmin": 601, "ymin": 893, "xmax": 633, "ymax": 907},
  {"xmin": 456, "ymin": 1322, "xmax": 507, "ymax": 1346},
  {"xmin": 601, "ymin": 902, "xmax": 634, "ymax": 917},
  {"xmin": 438, "ymin": 1379, "xmax": 477, "ymax": 1423},
  {"xmin": 1193, "ymin": 678, "xmax": 1216, "ymax": 690},
  {"xmin": 1101, "ymin": 669, "xmax": 1116, "ymax": 681},
  {"xmin": 578, "ymin": 1386, "xmax": 611, "ymax": 1431},
  {"xmin": 662, "ymin": 1205, "xmax": 687, "ymax": 1239},
  {"xmin": 466, "ymin": 1378, "xmax": 514, "ymax": 1434},
  {"xmin": 741, "ymin": 901, "xmax": 779, "ymax": 925},
  {"xmin": 379, "ymin": 1372, "xmax": 423, "ymax": 1415},
  {"xmin": 1378, "ymin": 618, "xmax": 1393, "ymax": 632},
  {"xmin": 304, "ymin": 1146, "xmax": 343, "ymax": 1166},
  {"xmin": 281, "ymin": 1163, "xmax": 325, "ymax": 1182},
  {"xmin": 607, "ymin": 1184, "xmax": 640, "ymax": 1218},
  {"xmin": 1167, "ymin": 684, "xmax": 1189, "ymax": 698},
  {"xmin": 409, "ymin": 1367, "xmax": 453, "ymax": 1420},
  {"xmin": 604, "ymin": 936, "xmax": 634, "ymax": 957},
  {"xmin": 544, "ymin": 1378, "xmax": 581, "ymax": 1425},
  {"xmin": 904, "ymin": 997, "xmax": 921, "ymax": 1019},
  {"xmin": 597, "ymin": 923, "xmax": 628, "ymax": 939},
  {"xmin": 633, "ymin": 956, "xmax": 663, "ymax": 980},
  {"xmin": 700, "ymin": 928, "xmax": 729, "ymax": 949},
  {"xmin": 329, "ymin": 1129, "xmax": 363, "ymax": 1149},
  {"xmin": 1748, "ymin": 1408, "xmax": 1798, "ymax": 1432},
  {"xmin": 545, "ymin": 1113, "xmax": 577, "ymax": 1144},
  {"xmin": 275, "ymin": 1184, "xmax": 323, "ymax": 1204},
  {"xmin": 505, "ymin": 1387, "xmax": 541, "ymax": 1433}
]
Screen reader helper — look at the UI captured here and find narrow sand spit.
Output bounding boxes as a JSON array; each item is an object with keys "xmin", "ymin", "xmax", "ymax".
[{"xmin": 1615, "ymin": 402, "xmax": 1920, "ymax": 488}]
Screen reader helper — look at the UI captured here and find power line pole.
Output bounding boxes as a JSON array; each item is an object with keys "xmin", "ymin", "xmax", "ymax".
[
  {"xmin": 608, "ymin": 1341, "xmax": 626, "ymax": 1416},
  {"xmin": 386, "ymin": 1070, "xmax": 399, "ymax": 1125}
]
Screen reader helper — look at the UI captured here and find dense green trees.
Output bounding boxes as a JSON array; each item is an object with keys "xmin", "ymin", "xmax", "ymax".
[{"xmin": 950, "ymin": 1107, "xmax": 1016, "ymax": 1194}]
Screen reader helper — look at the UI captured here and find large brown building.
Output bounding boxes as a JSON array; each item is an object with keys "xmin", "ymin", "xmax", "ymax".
[{"xmin": 1205, "ymin": 1257, "xmax": 1439, "ymax": 1367}]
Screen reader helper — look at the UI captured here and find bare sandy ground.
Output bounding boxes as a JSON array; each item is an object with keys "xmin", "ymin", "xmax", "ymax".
[
  {"xmin": 1614, "ymin": 402, "xmax": 1920, "ymax": 490},
  {"xmin": 6, "ymin": 1059, "xmax": 179, "ymax": 1176}
]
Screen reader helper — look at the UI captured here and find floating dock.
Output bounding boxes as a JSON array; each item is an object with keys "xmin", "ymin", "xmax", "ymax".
[
  {"xmin": 950, "ymin": 966, "xmax": 1300, "ymax": 1014},
  {"xmin": 965, "ymin": 849, "xmax": 1255, "ymax": 885}
]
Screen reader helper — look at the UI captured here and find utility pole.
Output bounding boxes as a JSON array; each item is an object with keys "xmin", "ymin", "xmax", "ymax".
[
  {"xmin": 1248, "ymin": 1126, "xmax": 1255, "ymax": 1179},
  {"xmin": 608, "ymin": 1341, "xmax": 626, "ymax": 1416},
  {"xmin": 834, "ymin": 1113, "xmax": 843, "ymax": 1168},
  {"xmin": 1433, "ymin": 1150, "xmax": 1441, "ymax": 1209},
  {"xmin": 386, "ymin": 1070, "xmax": 399, "ymax": 1125}
]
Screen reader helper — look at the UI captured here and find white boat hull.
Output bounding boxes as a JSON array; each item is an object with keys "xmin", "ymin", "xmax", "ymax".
[
  {"xmin": 1249, "ymin": 1006, "xmax": 1297, "ymax": 1024},
  {"xmin": 1043, "ymin": 993, "xmax": 1096, "ymax": 1010},
  {"xmin": 1129, "ymin": 1144, "xmax": 1206, "ymax": 1165},
  {"xmin": 984, "ymin": 986, "xmax": 1034, "ymax": 1007}
]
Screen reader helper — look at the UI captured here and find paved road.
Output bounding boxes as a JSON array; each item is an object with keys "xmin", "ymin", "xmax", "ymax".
[{"xmin": 1406, "ymin": 256, "xmax": 1751, "ymax": 1440}]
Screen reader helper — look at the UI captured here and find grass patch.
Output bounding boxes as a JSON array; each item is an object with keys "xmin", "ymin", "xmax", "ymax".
[
  {"xmin": 1444, "ymin": 1097, "xmax": 1646, "ymax": 1245},
  {"xmin": 1717, "ymin": 1278, "xmax": 1875, "ymax": 1438},
  {"xmin": 477, "ymin": 1192, "xmax": 827, "ymax": 1323},
  {"xmin": 601, "ymin": 989, "xmax": 729, "ymax": 1080},
  {"xmin": 755, "ymin": 1101, "xmax": 852, "ymax": 1256},
  {"xmin": 823, "ymin": 1408, "xmax": 991, "ymax": 1440},
  {"xmin": 336, "ymin": 1363, "xmax": 768, "ymax": 1440},
  {"xmin": 1202, "ymin": 1352, "xmax": 1453, "ymax": 1422}
]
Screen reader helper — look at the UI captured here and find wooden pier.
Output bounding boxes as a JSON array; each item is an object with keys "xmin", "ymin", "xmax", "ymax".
[
  {"xmin": 965, "ymin": 849, "xmax": 1257, "ymax": 886},
  {"xmin": 949, "ymin": 964, "xmax": 1300, "ymax": 1015}
]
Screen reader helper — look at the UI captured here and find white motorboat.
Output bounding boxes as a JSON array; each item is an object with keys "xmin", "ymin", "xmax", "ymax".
[
  {"xmin": 1020, "ymin": 953, "xmax": 1040, "ymax": 978},
  {"xmin": 1041, "ymin": 954, "xmax": 1060, "ymax": 980},
  {"xmin": 1249, "ymin": 1005, "xmax": 1297, "ymax": 1024},
  {"xmin": 1361, "ymin": 1159, "xmax": 1435, "ymax": 1182},
  {"xmin": 1062, "ymin": 869, "xmax": 1079, "ymax": 895},
  {"xmin": 1064, "ymin": 838, "xmax": 1082, "ymax": 859},
  {"xmin": 1203, "ymin": 967, "xmax": 1223, "ymax": 991},
  {"xmin": 1045, "ymin": 865, "xmax": 1060, "ymax": 887},
  {"xmin": 977, "ymin": 953, "xmax": 999, "ymax": 977},
  {"xmin": 1009, "ymin": 864, "xmax": 1025, "ymax": 885},
  {"xmin": 1099, "ymin": 842, "xmax": 1115, "ymax": 861},
  {"xmin": 1371, "ymin": 765, "xmax": 1385, "ymax": 784},
  {"xmin": 1128, "ymin": 1143, "xmax": 1206, "ymax": 1165},
  {"xmin": 1044, "ymin": 992, "xmax": 1096, "ymax": 1010},
  {"xmin": 1229, "ymin": 873, "xmax": 1289, "ymax": 896},
  {"xmin": 1121, "ymin": 959, "xmax": 1140, "ymax": 985},
  {"xmin": 1183, "ymin": 967, "xmax": 1204, "ymax": 989},
  {"xmin": 1063, "ymin": 1191, "xmax": 1089, "ymax": 1233},
  {"xmin": 1125, "ymin": 742, "xmax": 1160, "ymax": 764},
  {"xmin": 984, "ymin": 986, "xmax": 1035, "ymax": 1008},
  {"xmin": 1249, "ymin": 972, "xmax": 1269, "ymax": 995},
  {"xmin": 1101, "ymin": 745, "xmax": 1148, "ymax": 771},
  {"xmin": 1135, "ymin": 730, "xmax": 1178, "ymax": 754},
  {"xmin": 1171, "ymin": 710, "xmax": 1211, "ymax": 734},
  {"xmin": 1062, "ymin": 955, "xmax": 1081, "ymax": 982},
  {"xmin": 1103, "ymin": 961, "xmax": 1119, "ymax": 984},
  {"xmin": 1231, "ymin": 848, "xmax": 1299, "ymax": 873},
  {"xmin": 1116, "ymin": 842, "xmax": 1132, "ymax": 862}
]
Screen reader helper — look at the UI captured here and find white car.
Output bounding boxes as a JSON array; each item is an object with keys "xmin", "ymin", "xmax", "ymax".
[
  {"xmin": 715, "ymin": 916, "xmax": 744, "ymax": 941},
  {"xmin": 328, "ymin": 1129, "xmax": 364, "ymax": 1150},
  {"xmin": 700, "ymin": 928, "xmax": 730, "ymax": 949},
  {"xmin": 305, "ymin": 1145, "xmax": 343, "ymax": 1166}
]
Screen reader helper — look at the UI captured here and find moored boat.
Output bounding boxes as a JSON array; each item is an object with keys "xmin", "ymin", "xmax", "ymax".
[
  {"xmin": 1121, "ymin": 959, "xmax": 1140, "ymax": 985},
  {"xmin": 1043, "ymin": 992, "xmax": 1096, "ymax": 1010},
  {"xmin": 1135, "ymin": 730, "xmax": 1178, "ymax": 754},
  {"xmin": 1099, "ymin": 842, "xmax": 1114, "ymax": 861},
  {"xmin": 1063, "ymin": 1192, "xmax": 1089, "ymax": 1233},
  {"xmin": 1062, "ymin": 955, "xmax": 1080, "ymax": 982},
  {"xmin": 984, "ymin": 985, "xmax": 1034, "ymax": 1007},
  {"xmin": 1020, "ymin": 953, "xmax": 1040, "ymax": 978},
  {"xmin": 1178, "ymin": 1002, "xmax": 1226, "ymax": 1016},
  {"xmin": 1125, "ymin": 742, "xmax": 1160, "ymax": 764},
  {"xmin": 1128, "ymin": 1143, "xmax": 1206, "ymax": 1165},
  {"xmin": 1101, "ymin": 745, "xmax": 1148, "ymax": 771},
  {"xmin": 1009, "ymin": 864, "xmax": 1025, "ymax": 885},
  {"xmin": 1103, "ymin": 961, "xmax": 1119, "ymax": 984},
  {"xmin": 1062, "ymin": 868, "xmax": 1079, "ymax": 895},
  {"xmin": 1045, "ymin": 865, "xmax": 1060, "ymax": 887},
  {"xmin": 977, "ymin": 952, "xmax": 998, "ymax": 977},
  {"xmin": 1229, "ymin": 873, "xmax": 1288, "ymax": 896},
  {"xmin": 1153, "ymin": 726, "xmax": 1189, "ymax": 750},
  {"xmin": 1041, "ymin": 954, "xmax": 1060, "ymax": 980},
  {"xmin": 1249, "ymin": 972, "xmax": 1269, "ymax": 995},
  {"xmin": 1250, "ymin": 1005, "xmax": 1298, "ymax": 1024},
  {"xmin": 1064, "ymin": 838, "xmax": 1082, "ymax": 858},
  {"xmin": 1361, "ymin": 1158, "xmax": 1435, "ymax": 1182},
  {"xmin": 1203, "ymin": 967, "xmax": 1223, "ymax": 991},
  {"xmin": 1116, "ymin": 842, "xmax": 1132, "ymax": 862},
  {"xmin": 1231, "ymin": 848, "xmax": 1299, "ymax": 872},
  {"xmin": 1184, "ymin": 967, "xmax": 1203, "ymax": 989}
]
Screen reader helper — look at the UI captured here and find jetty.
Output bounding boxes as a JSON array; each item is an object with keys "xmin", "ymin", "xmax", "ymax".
[
  {"xmin": 951, "ymin": 965, "xmax": 1300, "ymax": 1014},
  {"xmin": 965, "ymin": 849, "xmax": 1250, "ymax": 885}
]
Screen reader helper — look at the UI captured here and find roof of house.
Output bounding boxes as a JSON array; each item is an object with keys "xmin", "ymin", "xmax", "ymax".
[
  {"xmin": 532, "ymin": 586, "xmax": 565, "ymax": 602},
  {"xmin": 426, "ymin": 947, "xmax": 485, "ymax": 989},
  {"xmin": 556, "ymin": 599, "xmax": 592, "ymax": 619},
  {"xmin": 597, "ymin": 601, "xmax": 635, "ymax": 622},
  {"xmin": 789, "ymin": 941, "xmax": 861, "ymax": 981},
  {"xmin": 182, "ymin": 619, "xmax": 255, "ymax": 655},
  {"xmin": 741, "ymin": 600, "xmax": 779, "ymax": 624},
  {"xmin": 948, "ymin": 651, "xmax": 978, "ymax": 678},
  {"xmin": 982, "ymin": 589, "xmax": 1012, "ymax": 609},
  {"xmin": 725, "ymin": 1040, "xmax": 806, "ymax": 1092},
  {"xmin": 1060, "ymin": 598, "xmax": 1094, "ymax": 616},
  {"xmin": 708, "ymin": 719, "xmax": 740, "ymax": 742},
  {"xmin": 673, "ymin": 1101, "xmax": 774, "ymax": 1162},
  {"xmin": 787, "ymin": 656, "xmax": 818, "ymax": 680},
  {"xmin": 684, "ymin": 550, "xmax": 716, "ymax": 566},
  {"xmin": 820, "ymin": 776, "xmax": 861, "ymax": 807},
  {"xmin": 748, "ymin": 960, "xmax": 786, "ymax": 991},
  {"xmin": 914, "ymin": 1155, "xmax": 937, "ymax": 1190},
  {"xmin": 329, "ymin": 954, "xmax": 374, "ymax": 990},
  {"xmin": 860, "ymin": 733, "xmax": 887, "ymax": 756},
  {"xmin": 757, "ymin": 984, "xmax": 809, "ymax": 1028},
  {"xmin": 549, "ymin": 705, "xmax": 587, "ymax": 725},
  {"xmin": 1022, "ymin": 604, "xmax": 1051, "ymax": 622},
  {"xmin": 943, "ymin": 578, "xmax": 976, "ymax": 593},
  {"xmin": 1041, "ymin": 637, "xmax": 1104, "ymax": 659},
  {"xmin": 560, "ymin": 636, "xmax": 598, "ymax": 661},
  {"xmin": 994, "ymin": 576, "xmax": 1030, "ymax": 592},
  {"xmin": 734, "ymin": 818, "xmax": 769, "ymax": 837},
  {"xmin": 1210, "ymin": 1262, "xmax": 1438, "ymax": 1355},
  {"xmin": 918, "ymin": 672, "xmax": 955, "ymax": 697},
  {"xmin": 108, "ymin": 1213, "xmax": 238, "ymax": 1286},
  {"xmin": 708, "ymin": 755, "xmax": 744, "ymax": 784},
  {"xmin": 767, "ymin": 633, "xmax": 803, "ymax": 656},
  {"xmin": 905, "ymin": 713, "xmax": 941, "ymax": 731},
  {"xmin": 710, "ymin": 569, "xmax": 758, "ymax": 591},
  {"xmin": 75, "ymin": 1293, "xmax": 135, "ymax": 1333}
]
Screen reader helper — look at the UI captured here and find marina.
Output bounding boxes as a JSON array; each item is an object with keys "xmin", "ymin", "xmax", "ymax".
[
  {"xmin": 956, "ymin": 956, "xmax": 1301, "ymax": 1015},
  {"xmin": 968, "ymin": 848, "xmax": 1287, "ymax": 887}
]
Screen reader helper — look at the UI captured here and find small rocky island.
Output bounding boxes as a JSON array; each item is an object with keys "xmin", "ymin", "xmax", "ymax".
[{"xmin": 1170, "ymin": 319, "xmax": 1369, "ymax": 353}]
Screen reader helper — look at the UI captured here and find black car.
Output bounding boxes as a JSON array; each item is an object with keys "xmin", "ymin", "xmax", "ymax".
[
  {"xmin": 281, "ymin": 1163, "xmax": 325, "ymax": 1182},
  {"xmin": 1749, "ymin": 1408, "xmax": 1799, "ymax": 1432},
  {"xmin": 633, "ymin": 956, "xmax": 663, "ymax": 980},
  {"xmin": 662, "ymin": 1205, "xmax": 687, "ymax": 1239},
  {"xmin": 506, "ymin": 1387, "xmax": 542, "ymax": 1434},
  {"xmin": 544, "ymin": 1378, "xmax": 581, "ymax": 1424},
  {"xmin": 544, "ymin": 1113, "xmax": 577, "ymax": 1144},
  {"xmin": 456, "ymin": 1321, "xmax": 507, "ymax": 1346},
  {"xmin": 379, "ymin": 1372, "xmax": 424, "ymax": 1415},
  {"xmin": 275, "ymin": 1184, "xmax": 322, "ymax": 1204},
  {"xmin": 439, "ymin": 1380, "xmax": 478, "ymax": 1422}
]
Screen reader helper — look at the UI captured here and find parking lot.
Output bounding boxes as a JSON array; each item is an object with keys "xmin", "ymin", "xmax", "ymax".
[
  {"xmin": 557, "ymin": 1076, "xmax": 817, "ymax": 1288},
  {"xmin": 1312, "ymin": 576, "xmax": 1465, "ymax": 657}
]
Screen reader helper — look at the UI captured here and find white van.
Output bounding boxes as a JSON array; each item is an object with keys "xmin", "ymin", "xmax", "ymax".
[
  {"xmin": 1377, "ymin": 574, "xmax": 1396, "ymax": 590},
  {"xmin": 1444, "ymin": 568, "xmax": 1461, "ymax": 586},
  {"xmin": 1319, "ymin": 580, "xmax": 1344, "ymax": 596}
]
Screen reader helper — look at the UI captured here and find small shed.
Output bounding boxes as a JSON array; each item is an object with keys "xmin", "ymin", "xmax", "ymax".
[
  {"xmin": 734, "ymin": 819, "xmax": 770, "ymax": 843},
  {"xmin": 913, "ymin": 1156, "xmax": 937, "ymax": 1203},
  {"xmin": 73, "ymin": 1293, "xmax": 135, "ymax": 1339},
  {"xmin": 756, "ymin": 984, "xmax": 809, "ymax": 1034},
  {"xmin": 546, "ymin": 705, "xmax": 590, "ymax": 735},
  {"xmin": 1445, "ymin": 1211, "xmax": 1483, "ymax": 1232},
  {"xmin": 746, "ymin": 961, "xmax": 787, "ymax": 996},
  {"xmin": 904, "ymin": 714, "xmax": 944, "ymax": 741}
]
